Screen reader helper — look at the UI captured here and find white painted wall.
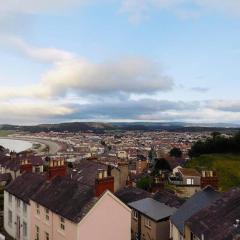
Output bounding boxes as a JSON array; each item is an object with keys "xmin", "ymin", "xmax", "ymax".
[{"xmin": 4, "ymin": 190, "xmax": 31, "ymax": 240}]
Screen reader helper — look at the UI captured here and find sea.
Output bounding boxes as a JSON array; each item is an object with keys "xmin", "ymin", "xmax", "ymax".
[{"xmin": 0, "ymin": 138, "xmax": 32, "ymax": 153}]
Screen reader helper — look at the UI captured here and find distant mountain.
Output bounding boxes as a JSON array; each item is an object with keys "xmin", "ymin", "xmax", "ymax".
[{"xmin": 0, "ymin": 122, "xmax": 239, "ymax": 133}]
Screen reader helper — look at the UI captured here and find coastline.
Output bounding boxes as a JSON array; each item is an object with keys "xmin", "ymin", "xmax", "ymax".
[{"xmin": 0, "ymin": 137, "xmax": 63, "ymax": 155}]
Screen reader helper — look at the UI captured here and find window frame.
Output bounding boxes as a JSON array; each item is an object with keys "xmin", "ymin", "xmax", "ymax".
[
  {"xmin": 36, "ymin": 203, "xmax": 40, "ymax": 215},
  {"xmin": 35, "ymin": 225, "xmax": 40, "ymax": 240},
  {"xmin": 8, "ymin": 210, "xmax": 12, "ymax": 227},
  {"xmin": 144, "ymin": 218, "xmax": 152, "ymax": 229},
  {"xmin": 23, "ymin": 221, "xmax": 27, "ymax": 237},
  {"xmin": 60, "ymin": 217, "xmax": 65, "ymax": 231},
  {"xmin": 133, "ymin": 210, "xmax": 138, "ymax": 220}
]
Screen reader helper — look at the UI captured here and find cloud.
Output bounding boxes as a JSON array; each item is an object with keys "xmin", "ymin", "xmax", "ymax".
[
  {"xmin": 58, "ymin": 99, "xmax": 240, "ymax": 123},
  {"xmin": 1, "ymin": 0, "xmax": 240, "ymax": 21},
  {"xmin": 191, "ymin": 87, "xmax": 209, "ymax": 93},
  {"xmin": 0, "ymin": 102, "xmax": 73, "ymax": 124},
  {"xmin": 0, "ymin": 35, "xmax": 75, "ymax": 62},
  {"xmin": 0, "ymin": 36, "xmax": 174, "ymax": 100},
  {"xmin": 0, "ymin": 0, "xmax": 90, "ymax": 15},
  {"xmin": 67, "ymin": 99, "xmax": 198, "ymax": 119},
  {"xmin": 120, "ymin": 0, "xmax": 240, "ymax": 22},
  {"xmin": 207, "ymin": 100, "xmax": 240, "ymax": 112}
]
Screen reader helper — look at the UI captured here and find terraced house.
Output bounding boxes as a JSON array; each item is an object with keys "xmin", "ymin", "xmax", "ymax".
[
  {"xmin": 4, "ymin": 173, "xmax": 45, "ymax": 240},
  {"xmin": 3, "ymin": 159, "xmax": 132, "ymax": 240}
]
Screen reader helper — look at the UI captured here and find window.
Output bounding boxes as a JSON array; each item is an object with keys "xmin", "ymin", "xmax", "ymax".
[
  {"xmin": 35, "ymin": 225, "xmax": 40, "ymax": 240},
  {"xmin": 23, "ymin": 203, "xmax": 27, "ymax": 214},
  {"xmin": 145, "ymin": 218, "xmax": 151, "ymax": 229},
  {"xmin": 16, "ymin": 199, "xmax": 21, "ymax": 208},
  {"xmin": 8, "ymin": 194, "xmax": 12, "ymax": 204},
  {"xmin": 23, "ymin": 221, "xmax": 27, "ymax": 237},
  {"xmin": 186, "ymin": 178, "xmax": 194, "ymax": 185},
  {"xmin": 35, "ymin": 166, "xmax": 41, "ymax": 173},
  {"xmin": 60, "ymin": 217, "xmax": 65, "ymax": 231},
  {"xmin": 8, "ymin": 210, "xmax": 12, "ymax": 227},
  {"xmin": 36, "ymin": 203, "xmax": 40, "ymax": 215},
  {"xmin": 133, "ymin": 210, "xmax": 138, "ymax": 220},
  {"xmin": 45, "ymin": 208, "xmax": 49, "ymax": 221},
  {"xmin": 45, "ymin": 232, "xmax": 49, "ymax": 240}
]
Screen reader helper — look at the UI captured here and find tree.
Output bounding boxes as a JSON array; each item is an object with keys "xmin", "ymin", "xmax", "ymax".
[
  {"xmin": 211, "ymin": 131, "xmax": 221, "ymax": 140},
  {"xmin": 67, "ymin": 162, "xmax": 73, "ymax": 168},
  {"xmin": 189, "ymin": 131, "xmax": 240, "ymax": 157},
  {"xmin": 136, "ymin": 176, "xmax": 153, "ymax": 191},
  {"xmin": 152, "ymin": 158, "xmax": 171, "ymax": 176},
  {"xmin": 148, "ymin": 147, "xmax": 157, "ymax": 164},
  {"xmin": 169, "ymin": 147, "xmax": 182, "ymax": 158}
]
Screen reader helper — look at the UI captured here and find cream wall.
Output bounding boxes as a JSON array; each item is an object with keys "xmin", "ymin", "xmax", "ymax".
[{"xmin": 170, "ymin": 222, "xmax": 183, "ymax": 240}]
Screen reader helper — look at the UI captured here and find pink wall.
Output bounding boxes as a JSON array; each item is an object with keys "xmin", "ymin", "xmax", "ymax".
[
  {"xmin": 78, "ymin": 191, "xmax": 131, "ymax": 240},
  {"xmin": 30, "ymin": 191, "xmax": 131, "ymax": 240},
  {"xmin": 30, "ymin": 200, "xmax": 78, "ymax": 240}
]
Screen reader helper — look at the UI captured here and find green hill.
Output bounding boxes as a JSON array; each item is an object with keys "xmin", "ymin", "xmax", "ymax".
[{"xmin": 185, "ymin": 154, "xmax": 240, "ymax": 191}]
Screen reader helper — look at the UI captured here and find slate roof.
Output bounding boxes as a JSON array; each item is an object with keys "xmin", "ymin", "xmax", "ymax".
[
  {"xmin": 129, "ymin": 198, "xmax": 176, "ymax": 222},
  {"xmin": 31, "ymin": 176, "xmax": 97, "ymax": 223},
  {"xmin": 170, "ymin": 186, "xmax": 221, "ymax": 234},
  {"xmin": 153, "ymin": 189, "xmax": 185, "ymax": 208},
  {"xmin": 5, "ymin": 172, "xmax": 46, "ymax": 203},
  {"xmin": 178, "ymin": 168, "xmax": 201, "ymax": 177},
  {"xmin": 165, "ymin": 157, "xmax": 185, "ymax": 170},
  {"xmin": 69, "ymin": 160, "xmax": 108, "ymax": 186},
  {"xmin": 115, "ymin": 186, "xmax": 152, "ymax": 204},
  {"xmin": 186, "ymin": 188, "xmax": 240, "ymax": 240},
  {"xmin": 0, "ymin": 154, "xmax": 44, "ymax": 171},
  {"xmin": 0, "ymin": 173, "xmax": 12, "ymax": 183}
]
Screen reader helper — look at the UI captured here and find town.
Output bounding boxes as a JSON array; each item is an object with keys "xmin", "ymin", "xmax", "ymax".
[{"xmin": 0, "ymin": 128, "xmax": 239, "ymax": 240}]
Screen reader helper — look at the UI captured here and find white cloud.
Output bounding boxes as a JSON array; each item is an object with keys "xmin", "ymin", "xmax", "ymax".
[
  {"xmin": 1, "ymin": 0, "xmax": 240, "ymax": 20},
  {"xmin": 0, "ymin": 36, "xmax": 174, "ymax": 100},
  {"xmin": 0, "ymin": 35, "xmax": 75, "ymax": 62},
  {"xmin": 0, "ymin": 101, "xmax": 73, "ymax": 124},
  {"xmin": 0, "ymin": 0, "xmax": 90, "ymax": 15},
  {"xmin": 120, "ymin": 0, "xmax": 240, "ymax": 21}
]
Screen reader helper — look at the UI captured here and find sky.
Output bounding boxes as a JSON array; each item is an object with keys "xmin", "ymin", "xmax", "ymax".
[{"xmin": 0, "ymin": 0, "xmax": 240, "ymax": 124}]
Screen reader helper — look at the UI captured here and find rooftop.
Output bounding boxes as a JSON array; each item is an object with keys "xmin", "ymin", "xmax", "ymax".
[
  {"xmin": 170, "ymin": 186, "xmax": 221, "ymax": 234},
  {"xmin": 31, "ymin": 175, "xmax": 97, "ymax": 223},
  {"xmin": 115, "ymin": 186, "xmax": 152, "ymax": 204},
  {"xmin": 178, "ymin": 168, "xmax": 201, "ymax": 177},
  {"xmin": 5, "ymin": 172, "xmax": 46, "ymax": 203},
  {"xmin": 129, "ymin": 198, "xmax": 176, "ymax": 222},
  {"xmin": 186, "ymin": 188, "xmax": 240, "ymax": 240}
]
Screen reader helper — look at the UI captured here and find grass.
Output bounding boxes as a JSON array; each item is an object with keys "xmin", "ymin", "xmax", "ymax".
[
  {"xmin": 0, "ymin": 130, "xmax": 16, "ymax": 137},
  {"xmin": 185, "ymin": 154, "xmax": 240, "ymax": 191}
]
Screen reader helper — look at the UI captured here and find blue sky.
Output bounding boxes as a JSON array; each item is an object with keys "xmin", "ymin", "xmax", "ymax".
[{"xmin": 0, "ymin": 0, "xmax": 240, "ymax": 124}]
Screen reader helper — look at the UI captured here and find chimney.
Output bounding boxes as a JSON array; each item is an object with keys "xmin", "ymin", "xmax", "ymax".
[
  {"xmin": 48, "ymin": 157, "xmax": 66, "ymax": 180},
  {"xmin": 95, "ymin": 169, "xmax": 114, "ymax": 197},
  {"xmin": 20, "ymin": 159, "xmax": 33, "ymax": 173},
  {"xmin": 10, "ymin": 151, "xmax": 17, "ymax": 159}
]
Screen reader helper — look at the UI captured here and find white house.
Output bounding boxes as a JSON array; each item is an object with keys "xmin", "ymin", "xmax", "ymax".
[{"xmin": 4, "ymin": 173, "xmax": 45, "ymax": 240}]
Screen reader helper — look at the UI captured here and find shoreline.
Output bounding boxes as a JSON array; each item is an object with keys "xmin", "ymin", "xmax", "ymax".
[{"xmin": 0, "ymin": 137, "xmax": 63, "ymax": 155}]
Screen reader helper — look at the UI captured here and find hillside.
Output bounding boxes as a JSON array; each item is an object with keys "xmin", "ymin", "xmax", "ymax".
[
  {"xmin": 185, "ymin": 154, "xmax": 240, "ymax": 191},
  {"xmin": 0, "ymin": 122, "xmax": 239, "ymax": 133}
]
